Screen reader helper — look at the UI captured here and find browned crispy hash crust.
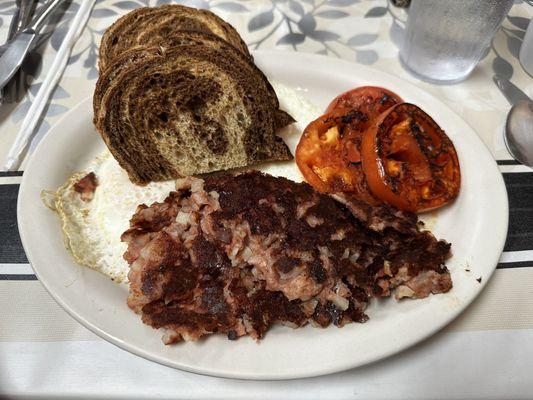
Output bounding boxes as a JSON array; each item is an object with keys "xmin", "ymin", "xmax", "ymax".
[{"xmin": 122, "ymin": 171, "xmax": 452, "ymax": 343}]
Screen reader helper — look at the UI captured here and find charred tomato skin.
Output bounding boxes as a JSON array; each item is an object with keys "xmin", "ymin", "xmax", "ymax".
[
  {"xmin": 326, "ymin": 86, "xmax": 403, "ymax": 116},
  {"xmin": 295, "ymin": 109, "xmax": 379, "ymax": 204},
  {"xmin": 361, "ymin": 103, "xmax": 461, "ymax": 212},
  {"xmin": 296, "ymin": 87, "xmax": 403, "ymax": 203}
]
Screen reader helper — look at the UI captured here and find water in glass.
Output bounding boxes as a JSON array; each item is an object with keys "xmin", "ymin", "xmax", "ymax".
[{"xmin": 400, "ymin": 0, "xmax": 514, "ymax": 84}]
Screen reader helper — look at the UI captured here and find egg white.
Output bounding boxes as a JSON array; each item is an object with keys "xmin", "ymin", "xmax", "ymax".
[
  {"xmin": 55, "ymin": 151, "xmax": 175, "ymax": 282},
  {"xmin": 54, "ymin": 82, "xmax": 320, "ymax": 283}
]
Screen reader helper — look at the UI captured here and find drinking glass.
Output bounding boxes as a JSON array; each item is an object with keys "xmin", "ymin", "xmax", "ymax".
[{"xmin": 399, "ymin": 0, "xmax": 514, "ymax": 84}]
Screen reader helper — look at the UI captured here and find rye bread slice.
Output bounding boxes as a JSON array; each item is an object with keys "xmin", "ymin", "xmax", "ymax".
[
  {"xmin": 99, "ymin": 5, "xmax": 250, "ymax": 71},
  {"xmin": 95, "ymin": 43, "xmax": 294, "ymax": 185},
  {"xmin": 95, "ymin": 32, "xmax": 293, "ymax": 134},
  {"xmin": 137, "ymin": 5, "xmax": 250, "ymax": 56},
  {"xmin": 95, "ymin": 31, "xmax": 241, "ymax": 118},
  {"xmin": 93, "ymin": 46, "xmax": 161, "ymax": 126}
]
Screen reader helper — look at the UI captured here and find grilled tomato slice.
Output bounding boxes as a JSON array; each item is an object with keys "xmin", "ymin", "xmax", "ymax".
[
  {"xmin": 326, "ymin": 86, "xmax": 402, "ymax": 116},
  {"xmin": 296, "ymin": 87, "xmax": 403, "ymax": 203},
  {"xmin": 361, "ymin": 103, "xmax": 461, "ymax": 212},
  {"xmin": 295, "ymin": 109, "xmax": 379, "ymax": 204},
  {"xmin": 325, "ymin": 87, "xmax": 403, "ymax": 164}
]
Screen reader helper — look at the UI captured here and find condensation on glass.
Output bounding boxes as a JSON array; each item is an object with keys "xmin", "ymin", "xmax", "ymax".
[{"xmin": 399, "ymin": 0, "xmax": 514, "ymax": 84}]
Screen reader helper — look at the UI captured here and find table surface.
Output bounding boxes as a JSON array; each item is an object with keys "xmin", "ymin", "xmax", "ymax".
[{"xmin": 1, "ymin": 1, "xmax": 533, "ymax": 398}]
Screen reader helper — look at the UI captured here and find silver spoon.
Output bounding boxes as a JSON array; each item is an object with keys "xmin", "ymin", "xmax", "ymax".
[
  {"xmin": 505, "ymin": 100, "xmax": 533, "ymax": 167},
  {"xmin": 493, "ymin": 75, "xmax": 533, "ymax": 167}
]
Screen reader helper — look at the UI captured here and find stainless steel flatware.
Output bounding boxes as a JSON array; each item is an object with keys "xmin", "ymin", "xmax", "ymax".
[
  {"xmin": 3, "ymin": 0, "xmax": 36, "ymax": 103},
  {"xmin": 1, "ymin": 0, "xmax": 24, "ymax": 104},
  {"xmin": 0, "ymin": 0, "xmax": 63, "ymax": 90},
  {"xmin": 4, "ymin": 0, "xmax": 96, "ymax": 171},
  {"xmin": 505, "ymin": 100, "xmax": 533, "ymax": 167},
  {"xmin": 493, "ymin": 74, "xmax": 533, "ymax": 167},
  {"xmin": 7, "ymin": 1, "xmax": 22, "ymax": 39},
  {"xmin": 11, "ymin": 0, "xmax": 35, "ymax": 34}
]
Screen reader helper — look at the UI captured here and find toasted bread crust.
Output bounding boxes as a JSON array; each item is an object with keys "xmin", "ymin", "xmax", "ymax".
[{"xmin": 99, "ymin": 5, "xmax": 251, "ymax": 71}]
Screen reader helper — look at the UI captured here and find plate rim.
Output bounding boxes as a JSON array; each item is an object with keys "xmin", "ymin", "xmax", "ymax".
[{"xmin": 18, "ymin": 50, "xmax": 509, "ymax": 380}]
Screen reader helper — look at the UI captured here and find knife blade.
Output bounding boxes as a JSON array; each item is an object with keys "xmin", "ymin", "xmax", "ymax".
[
  {"xmin": 0, "ymin": 0, "xmax": 22, "ymax": 104},
  {"xmin": 5, "ymin": 0, "xmax": 37, "ymax": 103},
  {"xmin": 493, "ymin": 74, "xmax": 532, "ymax": 106},
  {"xmin": 0, "ymin": 31, "xmax": 35, "ymax": 89},
  {"xmin": 11, "ymin": 0, "xmax": 39, "ymax": 102}
]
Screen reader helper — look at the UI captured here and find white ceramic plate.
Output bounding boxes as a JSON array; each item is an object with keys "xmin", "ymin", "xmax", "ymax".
[{"xmin": 18, "ymin": 51, "xmax": 508, "ymax": 380}]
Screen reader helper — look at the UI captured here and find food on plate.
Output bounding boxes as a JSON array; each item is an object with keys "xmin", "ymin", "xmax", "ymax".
[
  {"xmin": 296, "ymin": 87, "xmax": 402, "ymax": 204},
  {"xmin": 296, "ymin": 86, "xmax": 461, "ymax": 212},
  {"xmin": 94, "ymin": 41, "xmax": 294, "ymax": 185},
  {"xmin": 56, "ymin": 83, "xmax": 315, "ymax": 283},
  {"xmin": 46, "ymin": 6, "xmax": 457, "ymax": 346},
  {"xmin": 295, "ymin": 110, "xmax": 380, "ymax": 205},
  {"xmin": 94, "ymin": 31, "xmax": 239, "ymax": 115},
  {"xmin": 122, "ymin": 171, "xmax": 452, "ymax": 343},
  {"xmin": 361, "ymin": 103, "xmax": 461, "ymax": 212},
  {"xmin": 98, "ymin": 5, "xmax": 251, "ymax": 71},
  {"xmin": 73, "ymin": 172, "xmax": 98, "ymax": 202},
  {"xmin": 95, "ymin": 5, "xmax": 295, "ymax": 185},
  {"xmin": 325, "ymin": 86, "xmax": 403, "ymax": 115},
  {"xmin": 54, "ymin": 151, "xmax": 175, "ymax": 282}
]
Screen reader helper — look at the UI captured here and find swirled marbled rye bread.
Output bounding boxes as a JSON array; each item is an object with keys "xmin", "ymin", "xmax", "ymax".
[
  {"xmin": 94, "ymin": 41, "xmax": 294, "ymax": 184},
  {"xmin": 94, "ymin": 31, "xmax": 254, "ymax": 118},
  {"xmin": 98, "ymin": 5, "xmax": 251, "ymax": 71}
]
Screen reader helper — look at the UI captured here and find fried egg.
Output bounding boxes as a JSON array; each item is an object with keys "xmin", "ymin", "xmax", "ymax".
[
  {"xmin": 55, "ymin": 151, "xmax": 175, "ymax": 282},
  {"xmin": 52, "ymin": 82, "xmax": 320, "ymax": 282}
]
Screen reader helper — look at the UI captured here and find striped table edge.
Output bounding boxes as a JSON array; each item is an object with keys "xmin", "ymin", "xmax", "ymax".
[{"xmin": 1, "ymin": 161, "xmax": 532, "ymax": 281}]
